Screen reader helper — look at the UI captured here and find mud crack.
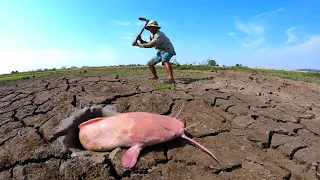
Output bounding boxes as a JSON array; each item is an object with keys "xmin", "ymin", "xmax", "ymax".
[
  {"xmin": 0, "ymin": 133, "xmax": 18, "ymax": 146},
  {"xmin": 266, "ymin": 130, "xmax": 296, "ymax": 149},
  {"xmin": 12, "ymin": 110, "xmax": 26, "ymax": 127},
  {"xmin": 7, "ymin": 92, "xmax": 35, "ymax": 107},
  {"xmin": 212, "ymin": 163, "xmax": 242, "ymax": 174},
  {"xmin": 198, "ymin": 129, "xmax": 230, "ymax": 138},
  {"xmin": 211, "ymin": 96, "xmax": 230, "ymax": 106},
  {"xmin": 35, "ymin": 126, "xmax": 49, "ymax": 144},
  {"xmin": 71, "ymin": 95, "xmax": 77, "ymax": 107},
  {"xmin": 251, "ymin": 114, "xmax": 259, "ymax": 120},
  {"xmin": 45, "ymin": 82, "xmax": 50, "ymax": 89},
  {"xmin": 0, "ymin": 155, "xmax": 67, "ymax": 172},
  {"xmin": 161, "ymin": 102, "xmax": 174, "ymax": 116},
  {"xmin": 225, "ymin": 104, "xmax": 235, "ymax": 112},
  {"xmin": 104, "ymin": 158, "xmax": 121, "ymax": 180},
  {"xmin": 101, "ymin": 92, "xmax": 145, "ymax": 105},
  {"xmin": 283, "ymin": 172, "xmax": 292, "ymax": 180},
  {"xmin": 289, "ymin": 146, "xmax": 307, "ymax": 160}
]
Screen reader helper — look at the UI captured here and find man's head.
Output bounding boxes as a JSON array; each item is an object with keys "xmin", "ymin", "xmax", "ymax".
[{"xmin": 145, "ymin": 20, "xmax": 161, "ymax": 34}]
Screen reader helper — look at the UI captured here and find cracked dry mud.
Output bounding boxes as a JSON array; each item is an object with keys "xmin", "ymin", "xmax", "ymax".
[{"xmin": 1, "ymin": 70, "xmax": 320, "ymax": 180}]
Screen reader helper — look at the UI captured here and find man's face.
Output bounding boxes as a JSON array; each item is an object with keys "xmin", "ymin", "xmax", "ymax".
[{"xmin": 148, "ymin": 27, "xmax": 158, "ymax": 34}]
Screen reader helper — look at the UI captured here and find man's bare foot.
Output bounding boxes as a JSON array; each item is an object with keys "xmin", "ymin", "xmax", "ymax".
[{"xmin": 161, "ymin": 78, "xmax": 175, "ymax": 84}]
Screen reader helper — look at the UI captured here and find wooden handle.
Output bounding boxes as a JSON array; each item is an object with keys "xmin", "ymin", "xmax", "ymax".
[{"xmin": 132, "ymin": 21, "xmax": 149, "ymax": 45}]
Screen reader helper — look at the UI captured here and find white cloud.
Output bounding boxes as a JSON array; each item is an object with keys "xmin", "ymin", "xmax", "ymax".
[
  {"xmin": 228, "ymin": 32, "xmax": 239, "ymax": 40},
  {"xmin": 231, "ymin": 8, "xmax": 283, "ymax": 49},
  {"xmin": 228, "ymin": 32, "xmax": 265, "ymax": 49},
  {"xmin": 241, "ymin": 37, "xmax": 265, "ymax": 48},
  {"xmin": 0, "ymin": 49, "xmax": 116, "ymax": 74},
  {"xmin": 218, "ymin": 35, "xmax": 320, "ymax": 69},
  {"xmin": 255, "ymin": 8, "xmax": 283, "ymax": 18},
  {"xmin": 285, "ymin": 27, "xmax": 298, "ymax": 44},
  {"xmin": 258, "ymin": 35, "xmax": 320, "ymax": 55},
  {"xmin": 234, "ymin": 20, "xmax": 264, "ymax": 35}
]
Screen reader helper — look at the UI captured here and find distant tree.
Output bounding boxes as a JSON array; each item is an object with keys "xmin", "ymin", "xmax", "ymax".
[
  {"xmin": 235, "ymin": 64, "xmax": 243, "ymax": 67},
  {"xmin": 207, "ymin": 59, "xmax": 217, "ymax": 66}
]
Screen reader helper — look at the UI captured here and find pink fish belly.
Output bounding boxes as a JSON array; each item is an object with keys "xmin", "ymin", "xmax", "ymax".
[{"xmin": 79, "ymin": 119, "xmax": 133, "ymax": 151}]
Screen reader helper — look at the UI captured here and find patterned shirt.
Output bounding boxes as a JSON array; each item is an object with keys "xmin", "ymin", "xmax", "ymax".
[{"xmin": 139, "ymin": 30, "xmax": 176, "ymax": 55}]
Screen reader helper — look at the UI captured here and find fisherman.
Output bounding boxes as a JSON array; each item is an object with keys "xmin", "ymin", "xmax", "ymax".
[{"xmin": 132, "ymin": 20, "xmax": 176, "ymax": 84}]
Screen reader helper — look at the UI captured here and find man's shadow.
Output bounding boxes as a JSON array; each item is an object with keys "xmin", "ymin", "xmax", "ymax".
[{"xmin": 177, "ymin": 77, "xmax": 215, "ymax": 84}]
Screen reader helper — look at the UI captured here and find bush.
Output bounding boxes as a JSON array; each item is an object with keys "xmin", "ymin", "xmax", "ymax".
[{"xmin": 207, "ymin": 60, "xmax": 217, "ymax": 66}]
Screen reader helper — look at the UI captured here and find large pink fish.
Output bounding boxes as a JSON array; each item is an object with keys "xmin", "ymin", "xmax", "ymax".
[{"xmin": 78, "ymin": 111, "xmax": 220, "ymax": 168}]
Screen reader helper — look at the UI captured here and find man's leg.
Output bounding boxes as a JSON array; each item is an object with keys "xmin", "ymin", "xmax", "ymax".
[
  {"xmin": 163, "ymin": 61, "xmax": 174, "ymax": 81},
  {"xmin": 148, "ymin": 64, "xmax": 158, "ymax": 79},
  {"xmin": 147, "ymin": 52, "xmax": 161, "ymax": 80},
  {"xmin": 161, "ymin": 52, "xmax": 174, "ymax": 82}
]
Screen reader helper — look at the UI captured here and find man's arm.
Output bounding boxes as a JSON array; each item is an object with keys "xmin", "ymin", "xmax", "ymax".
[
  {"xmin": 138, "ymin": 33, "xmax": 163, "ymax": 48},
  {"xmin": 139, "ymin": 39, "xmax": 147, "ymax": 44},
  {"xmin": 135, "ymin": 35, "xmax": 146, "ymax": 44},
  {"xmin": 132, "ymin": 35, "xmax": 147, "ymax": 46}
]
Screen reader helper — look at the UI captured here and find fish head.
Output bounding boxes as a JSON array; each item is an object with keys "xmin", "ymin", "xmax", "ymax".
[{"xmin": 161, "ymin": 117, "xmax": 185, "ymax": 138}]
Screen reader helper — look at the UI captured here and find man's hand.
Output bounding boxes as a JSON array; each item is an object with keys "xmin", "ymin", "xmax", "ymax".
[
  {"xmin": 137, "ymin": 35, "xmax": 142, "ymax": 41},
  {"xmin": 132, "ymin": 40, "xmax": 139, "ymax": 46}
]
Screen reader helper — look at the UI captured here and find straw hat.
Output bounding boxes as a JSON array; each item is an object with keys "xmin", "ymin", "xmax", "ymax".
[{"xmin": 145, "ymin": 20, "xmax": 161, "ymax": 30}]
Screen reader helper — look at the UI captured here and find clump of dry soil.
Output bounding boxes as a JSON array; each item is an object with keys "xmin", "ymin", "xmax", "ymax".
[{"xmin": 1, "ymin": 70, "xmax": 320, "ymax": 180}]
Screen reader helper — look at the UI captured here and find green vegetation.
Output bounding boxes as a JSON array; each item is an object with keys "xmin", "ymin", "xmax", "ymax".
[
  {"xmin": 155, "ymin": 83, "xmax": 174, "ymax": 90},
  {"xmin": 1, "ymin": 64, "xmax": 319, "ymax": 85},
  {"xmin": 0, "ymin": 73, "xmax": 52, "ymax": 82},
  {"xmin": 240, "ymin": 67, "xmax": 320, "ymax": 84},
  {"xmin": 177, "ymin": 64, "xmax": 320, "ymax": 84}
]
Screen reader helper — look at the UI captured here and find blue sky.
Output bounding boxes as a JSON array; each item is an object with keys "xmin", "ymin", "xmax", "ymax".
[{"xmin": 0, "ymin": 0, "xmax": 319, "ymax": 74}]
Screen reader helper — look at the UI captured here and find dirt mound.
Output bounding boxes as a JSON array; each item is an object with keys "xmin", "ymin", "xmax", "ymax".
[{"xmin": 1, "ymin": 70, "xmax": 320, "ymax": 179}]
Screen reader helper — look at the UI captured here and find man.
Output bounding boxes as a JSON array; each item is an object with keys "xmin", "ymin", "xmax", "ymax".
[{"xmin": 132, "ymin": 20, "xmax": 176, "ymax": 84}]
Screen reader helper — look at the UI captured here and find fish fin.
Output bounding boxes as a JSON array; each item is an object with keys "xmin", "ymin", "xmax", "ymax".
[
  {"xmin": 121, "ymin": 146, "xmax": 142, "ymax": 168},
  {"xmin": 78, "ymin": 117, "xmax": 105, "ymax": 128}
]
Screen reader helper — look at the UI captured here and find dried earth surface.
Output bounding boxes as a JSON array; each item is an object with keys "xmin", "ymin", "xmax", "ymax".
[{"xmin": 1, "ymin": 69, "xmax": 320, "ymax": 180}]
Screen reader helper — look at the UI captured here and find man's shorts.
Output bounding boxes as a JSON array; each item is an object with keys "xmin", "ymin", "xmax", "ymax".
[{"xmin": 147, "ymin": 51, "xmax": 174, "ymax": 66}]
